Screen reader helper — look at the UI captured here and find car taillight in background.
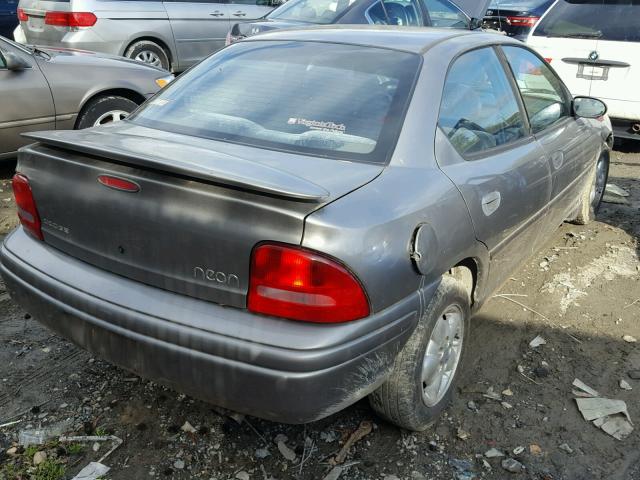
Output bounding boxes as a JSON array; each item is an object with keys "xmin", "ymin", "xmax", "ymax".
[
  {"xmin": 544, "ymin": 58, "xmax": 553, "ymax": 64},
  {"xmin": 506, "ymin": 16, "xmax": 539, "ymax": 27},
  {"xmin": 17, "ymin": 8, "xmax": 28, "ymax": 22},
  {"xmin": 12, "ymin": 174, "xmax": 43, "ymax": 241},
  {"xmin": 248, "ymin": 243, "xmax": 370, "ymax": 323},
  {"xmin": 44, "ymin": 11, "xmax": 97, "ymax": 27}
]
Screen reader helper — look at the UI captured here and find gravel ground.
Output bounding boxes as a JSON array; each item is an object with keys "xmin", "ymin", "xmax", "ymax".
[{"xmin": 0, "ymin": 142, "xmax": 639, "ymax": 480}]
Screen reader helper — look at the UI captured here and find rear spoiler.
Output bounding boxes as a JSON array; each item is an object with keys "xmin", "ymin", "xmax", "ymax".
[{"xmin": 22, "ymin": 130, "xmax": 330, "ymax": 203}]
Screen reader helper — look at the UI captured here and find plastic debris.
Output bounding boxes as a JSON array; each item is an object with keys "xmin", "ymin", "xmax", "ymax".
[
  {"xmin": 620, "ymin": 379, "xmax": 633, "ymax": 391},
  {"xmin": 484, "ymin": 448, "xmax": 505, "ymax": 458},
  {"xmin": 456, "ymin": 427, "xmax": 471, "ymax": 441},
  {"xmin": 71, "ymin": 462, "xmax": 110, "ymax": 480},
  {"xmin": 502, "ymin": 388, "xmax": 513, "ymax": 397},
  {"xmin": 572, "ymin": 378, "xmax": 600, "ymax": 398},
  {"xmin": 603, "ymin": 184, "xmax": 630, "ymax": 204},
  {"xmin": 501, "ymin": 458, "xmax": 525, "ymax": 473},
  {"xmin": 623, "ymin": 335, "xmax": 637, "ymax": 343},
  {"xmin": 512, "ymin": 446, "xmax": 525, "ymax": 455},
  {"xmin": 501, "ymin": 402, "xmax": 513, "ymax": 409},
  {"xmin": 332, "ymin": 421, "xmax": 372, "ymax": 465},
  {"xmin": 483, "ymin": 387, "xmax": 502, "ymax": 401},
  {"xmin": 575, "ymin": 397, "xmax": 634, "ymax": 440},
  {"xmin": 180, "ymin": 421, "xmax": 197, "ymax": 434},
  {"xmin": 529, "ymin": 336, "xmax": 547, "ymax": 348},
  {"xmin": 274, "ymin": 434, "xmax": 296, "ymax": 462},
  {"xmin": 559, "ymin": 443, "xmax": 573, "ymax": 454}
]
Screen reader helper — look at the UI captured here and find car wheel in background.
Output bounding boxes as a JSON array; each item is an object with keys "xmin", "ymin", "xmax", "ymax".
[
  {"xmin": 369, "ymin": 275, "xmax": 470, "ymax": 431},
  {"xmin": 125, "ymin": 40, "xmax": 170, "ymax": 71},
  {"xmin": 572, "ymin": 150, "xmax": 610, "ymax": 225},
  {"xmin": 76, "ymin": 96, "xmax": 139, "ymax": 130}
]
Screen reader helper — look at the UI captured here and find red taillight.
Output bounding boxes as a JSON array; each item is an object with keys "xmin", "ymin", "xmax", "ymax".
[
  {"xmin": 44, "ymin": 11, "xmax": 97, "ymax": 27},
  {"xmin": 17, "ymin": 7, "xmax": 28, "ymax": 21},
  {"xmin": 248, "ymin": 244, "xmax": 370, "ymax": 323},
  {"xmin": 506, "ymin": 16, "xmax": 539, "ymax": 27},
  {"xmin": 544, "ymin": 57, "xmax": 553, "ymax": 64},
  {"xmin": 12, "ymin": 174, "xmax": 43, "ymax": 241}
]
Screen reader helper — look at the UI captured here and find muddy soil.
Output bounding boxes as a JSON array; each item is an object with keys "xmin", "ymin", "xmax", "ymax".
[{"xmin": 0, "ymin": 143, "xmax": 639, "ymax": 480}]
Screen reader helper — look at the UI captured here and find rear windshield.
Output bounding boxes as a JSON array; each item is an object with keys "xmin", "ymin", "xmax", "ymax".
[
  {"xmin": 131, "ymin": 41, "xmax": 420, "ymax": 164},
  {"xmin": 533, "ymin": 0, "xmax": 640, "ymax": 42},
  {"xmin": 268, "ymin": 0, "xmax": 358, "ymax": 24}
]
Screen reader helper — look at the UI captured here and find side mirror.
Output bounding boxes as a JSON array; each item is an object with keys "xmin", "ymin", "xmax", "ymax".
[
  {"xmin": 573, "ymin": 96, "xmax": 607, "ymax": 119},
  {"xmin": 3, "ymin": 51, "xmax": 31, "ymax": 71}
]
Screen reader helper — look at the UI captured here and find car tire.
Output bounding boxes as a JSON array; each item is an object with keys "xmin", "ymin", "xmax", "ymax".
[
  {"xmin": 76, "ymin": 95, "xmax": 139, "ymax": 130},
  {"xmin": 125, "ymin": 40, "xmax": 170, "ymax": 71},
  {"xmin": 369, "ymin": 275, "xmax": 470, "ymax": 431},
  {"xmin": 572, "ymin": 150, "xmax": 610, "ymax": 225}
]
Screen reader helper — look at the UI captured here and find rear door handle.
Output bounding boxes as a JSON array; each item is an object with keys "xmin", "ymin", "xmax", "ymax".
[
  {"xmin": 209, "ymin": 11, "xmax": 225, "ymax": 16},
  {"xmin": 481, "ymin": 191, "xmax": 501, "ymax": 216},
  {"xmin": 233, "ymin": 11, "xmax": 247, "ymax": 16}
]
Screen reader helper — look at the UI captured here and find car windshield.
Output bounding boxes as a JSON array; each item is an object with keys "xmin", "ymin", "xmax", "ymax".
[
  {"xmin": 268, "ymin": 0, "xmax": 358, "ymax": 23},
  {"xmin": 533, "ymin": 0, "xmax": 640, "ymax": 42},
  {"xmin": 130, "ymin": 41, "xmax": 420, "ymax": 164}
]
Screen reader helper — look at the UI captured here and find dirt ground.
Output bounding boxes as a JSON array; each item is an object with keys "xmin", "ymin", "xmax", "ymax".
[{"xmin": 0, "ymin": 142, "xmax": 639, "ymax": 480}]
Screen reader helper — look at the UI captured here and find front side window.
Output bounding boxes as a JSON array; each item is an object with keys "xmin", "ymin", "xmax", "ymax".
[
  {"xmin": 502, "ymin": 46, "xmax": 570, "ymax": 134},
  {"xmin": 533, "ymin": 0, "xmax": 640, "ymax": 43},
  {"xmin": 268, "ymin": 0, "xmax": 358, "ymax": 23},
  {"xmin": 366, "ymin": 0, "xmax": 423, "ymax": 26},
  {"xmin": 131, "ymin": 41, "xmax": 421, "ymax": 164},
  {"xmin": 438, "ymin": 47, "xmax": 527, "ymax": 157},
  {"xmin": 423, "ymin": 0, "xmax": 468, "ymax": 27}
]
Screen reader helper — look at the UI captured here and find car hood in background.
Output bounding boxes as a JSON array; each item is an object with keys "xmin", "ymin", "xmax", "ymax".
[
  {"xmin": 33, "ymin": 45, "xmax": 169, "ymax": 73},
  {"xmin": 451, "ymin": 0, "xmax": 492, "ymax": 20}
]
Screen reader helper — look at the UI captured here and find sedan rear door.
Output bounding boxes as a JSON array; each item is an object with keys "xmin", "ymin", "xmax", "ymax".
[
  {"xmin": 435, "ymin": 46, "xmax": 551, "ymax": 295},
  {"xmin": 163, "ymin": 0, "xmax": 230, "ymax": 70},
  {"xmin": 0, "ymin": 39, "xmax": 55, "ymax": 158}
]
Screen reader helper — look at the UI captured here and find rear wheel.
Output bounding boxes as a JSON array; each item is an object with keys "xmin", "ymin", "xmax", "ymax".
[
  {"xmin": 369, "ymin": 276, "xmax": 470, "ymax": 431},
  {"xmin": 125, "ymin": 40, "xmax": 170, "ymax": 70},
  {"xmin": 76, "ymin": 96, "xmax": 139, "ymax": 130},
  {"xmin": 572, "ymin": 151, "xmax": 609, "ymax": 225}
]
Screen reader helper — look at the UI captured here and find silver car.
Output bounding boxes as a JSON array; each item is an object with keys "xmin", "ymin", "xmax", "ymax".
[
  {"xmin": 1, "ymin": 27, "xmax": 611, "ymax": 430},
  {"xmin": 0, "ymin": 35, "xmax": 172, "ymax": 161},
  {"xmin": 16, "ymin": 0, "xmax": 281, "ymax": 72}
]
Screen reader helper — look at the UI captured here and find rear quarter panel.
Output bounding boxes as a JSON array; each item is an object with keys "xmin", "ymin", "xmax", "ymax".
[{"xmin": 303, "ymin": 44, "xmax": 490, "ymax": 313}]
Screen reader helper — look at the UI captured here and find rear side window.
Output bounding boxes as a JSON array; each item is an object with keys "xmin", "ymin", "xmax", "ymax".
[
  {"xmin": 438, "ymin": 47, "xmax": 527, "ymax": 157},
  {"xmin": 534, "ymin": 0, "xmax": 640, "ymax": 42},
  {"xmin": 366, "ymin": 0, "xmax": 423, "ymax": 26},
  {"xmin": 502, "ymin": 46, "xmax": 570, "ymax": 133},
  {"xmin": 131, "ymin": 41, "xmax": 421, "ymax": 164},
  {"xmin": 422, "ymin": 0, "xmax": 468, "ymax": 27}
]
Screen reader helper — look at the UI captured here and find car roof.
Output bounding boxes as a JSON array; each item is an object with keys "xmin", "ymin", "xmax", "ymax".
[{"xmin": 241, "ymin": 25, "xmax": 478, "ymax": 55}]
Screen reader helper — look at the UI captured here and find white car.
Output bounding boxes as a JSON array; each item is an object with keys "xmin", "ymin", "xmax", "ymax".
[{"xmin": 526, "ymin": 0, "xmax": 640, "ymax": 140}]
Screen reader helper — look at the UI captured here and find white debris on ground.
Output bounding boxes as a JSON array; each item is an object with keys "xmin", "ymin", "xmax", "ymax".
[
  {"xmin": 603, "ymin": 183, "xmax": 630, "ymax": 205},
  {"xmin": 572, "ymin": 379, "xmax": 634, "ymax": 441},
  {"xmin": 529, "ymin": 335, "xmax": 547, "ymax": 348},
  {"xmin": 542, "ymin": 246, "xmax": 639, "ymax": 313}
]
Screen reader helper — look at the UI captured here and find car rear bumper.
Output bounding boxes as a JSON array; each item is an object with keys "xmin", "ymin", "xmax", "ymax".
[{"xmin": 0, "ymin": 228, "xmax": 423, "ymax": 423}]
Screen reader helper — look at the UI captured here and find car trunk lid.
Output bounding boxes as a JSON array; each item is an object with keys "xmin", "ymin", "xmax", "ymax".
[{"xmin": 19, "ymin": 124, "xmax": 384, "ymax": 308}]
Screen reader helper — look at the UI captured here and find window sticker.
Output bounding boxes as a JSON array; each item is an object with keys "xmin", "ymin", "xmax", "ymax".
[{"xmin": 287, "ymin": 117, "xmax": 346, "ymax": 134}]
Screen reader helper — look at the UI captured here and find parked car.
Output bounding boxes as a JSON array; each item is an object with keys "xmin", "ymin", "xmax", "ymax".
[
  {"xmin": 1, "ymin": 26, "xmax": 611, "ymax": 430},
  {"xmin": 0, "ymin": 35, "xmax": 172, "ymax": 161},
  {"xmin": 0, "ymin": 0, "xmax": 19, "ymax": 39},
  {"xmin": 16, "ymin": 0, "xmax": 282, "ymax": 73},
  {"xmin": 482, "ymin": 0, "xmax": 553, "ymax": 40},
  {"xmin": 226, "ymin": 0, "xmax": 485, "ymax": 44},
  {"xmin": 527, "ymin": 0, "xmax": 640, "ymax": 140}
]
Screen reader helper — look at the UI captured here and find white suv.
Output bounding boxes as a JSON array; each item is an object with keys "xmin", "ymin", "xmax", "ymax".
[{"xmin": 527, "ymin": 0, "xmax": 640, "ymax": 140}]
